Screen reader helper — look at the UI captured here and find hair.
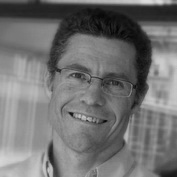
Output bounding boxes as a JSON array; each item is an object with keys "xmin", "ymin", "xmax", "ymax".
[{"xmin": 47, "ymin": 8, "xmax": 152, "ymax": 98}]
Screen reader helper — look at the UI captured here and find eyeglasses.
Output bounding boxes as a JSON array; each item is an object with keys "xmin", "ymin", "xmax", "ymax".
[{"xmin": 54, "ymin": 67, "xmax": 137, "ymax": 97}]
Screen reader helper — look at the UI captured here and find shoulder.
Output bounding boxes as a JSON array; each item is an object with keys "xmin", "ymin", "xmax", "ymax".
[
  {"xmin": 0, "ymin": 152, "xmax": 44, "ymax": 177},
  {"xmin": 132, "ymin": 164, "xmax": 159, "ymax": 177}
]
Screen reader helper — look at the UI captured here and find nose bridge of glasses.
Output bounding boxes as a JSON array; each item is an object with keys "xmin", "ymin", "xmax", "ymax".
[
  {"xmin": 89, "ymin": 76, "xmax": 104, "ymax": 85},
  {"xmin": 85, "ymin": 76, "xmax": 105, "ymax": 96}
]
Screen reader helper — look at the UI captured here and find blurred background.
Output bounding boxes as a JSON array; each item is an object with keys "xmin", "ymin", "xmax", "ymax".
[{"xmin": 0, "ymin": 0, "xmax": 177, "ymax": 176}]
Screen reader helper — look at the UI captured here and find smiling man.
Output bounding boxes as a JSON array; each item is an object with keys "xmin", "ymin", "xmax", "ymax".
[{"xmin": 0, "ymin": 8, "xmax": 158, "ymax": 177}]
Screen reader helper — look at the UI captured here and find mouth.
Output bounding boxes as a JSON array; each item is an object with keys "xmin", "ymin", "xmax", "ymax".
[{"xmin": 69, "ymin": 112, "xmax": 107, "ymax": 124}]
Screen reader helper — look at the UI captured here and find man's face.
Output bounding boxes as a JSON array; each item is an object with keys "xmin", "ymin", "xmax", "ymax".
[{"xmin": 47, "ymin": 34, "xmax": 142, "ymax": 154}]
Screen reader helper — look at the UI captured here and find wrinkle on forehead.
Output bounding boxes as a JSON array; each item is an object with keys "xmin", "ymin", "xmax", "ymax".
[{"xmin": 68, "ymin": 34, "xmax": 135, "ymax": 59}]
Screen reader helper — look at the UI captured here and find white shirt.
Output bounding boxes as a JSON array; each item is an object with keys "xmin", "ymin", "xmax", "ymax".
[{"xmin": 0, "ymin": 143, "xmax": 158, "ymax": 177}]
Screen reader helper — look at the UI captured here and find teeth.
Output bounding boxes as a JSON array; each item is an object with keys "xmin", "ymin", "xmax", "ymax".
[
  {"xmin": 78, "ymin": 114, "xmax": 82, "ymax": 119},
  {"xmin": 81, "ymin": 115, "xmax": 87, "ymax": 121},
  {"xmin": 96, "ymin": 119, "xmax": 100, "ymax": 124},
  {"xmin": 92, "ymin": 117, "xmax": 96, "ymax": 123},
  {"xmin": 87, "ymin": 117, "xmax": 92, "ymax": 122},
  {"xmin": 72, "ymin": 113, "xmax": 104, "ymax": 124}
]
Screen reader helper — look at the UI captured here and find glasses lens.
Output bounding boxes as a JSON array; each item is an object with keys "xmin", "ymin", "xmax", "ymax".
[
  {"xmin": 103, "ymin": 78, "xmax": 132, "ymax": 97},
  {"xmin": 59, "ymin": 68, "xmax": 133, "ymax": 97},
  {"xmin": 61, "ymin": 68, "xmax": 90, "ymax": 88}
]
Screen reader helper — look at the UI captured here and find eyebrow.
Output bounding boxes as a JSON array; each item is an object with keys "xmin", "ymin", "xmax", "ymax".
[
  {"xmin": 103, "ymin": 72, "xmax": 130, "ymax": 81},
  {"xmin": 63, "ymin": 63, "xmax": 130, "ymax": 81},
  {"xmin": 64, "ymin": 63, "xmax": 91, "ymax": 73}
]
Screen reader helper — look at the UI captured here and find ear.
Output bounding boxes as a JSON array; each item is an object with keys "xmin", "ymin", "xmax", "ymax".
[
  {"xmin": 44, "ymin": 70, "xmax": 53, "ymax": 99},
  {"xmin": 131, "ymin": 84, "xmax": 149, "ymax": 115}
]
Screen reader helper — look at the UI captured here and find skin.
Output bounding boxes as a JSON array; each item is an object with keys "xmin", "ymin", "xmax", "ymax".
[{"xmin": 46, "ymin": 34, "xmax": 146, "ymax": 177}]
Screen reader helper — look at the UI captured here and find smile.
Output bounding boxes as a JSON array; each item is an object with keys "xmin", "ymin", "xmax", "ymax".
[{"xmin": 70, "ymin": 112, "xmax": 107, "ymax": 124}]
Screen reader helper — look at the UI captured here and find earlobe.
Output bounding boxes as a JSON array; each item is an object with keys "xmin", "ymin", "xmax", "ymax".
[{"xmin": 44, "ymin": 70, "xmax": 53, "ymax": 99}]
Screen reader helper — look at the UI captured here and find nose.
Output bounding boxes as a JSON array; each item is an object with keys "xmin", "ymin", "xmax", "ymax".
[{"xmin": 79, "ymin": 80, "xmax": 106, "ymax": 106}]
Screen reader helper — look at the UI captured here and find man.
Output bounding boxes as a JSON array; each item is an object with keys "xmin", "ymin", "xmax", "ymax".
[{"xmin": 0, "ymin": 8, "xmax": 158, "ymax": 177}]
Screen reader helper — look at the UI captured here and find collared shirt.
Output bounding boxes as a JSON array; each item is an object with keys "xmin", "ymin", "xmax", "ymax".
[{"xmin": 0, "ymin": 143, "xmax": 158, "ymax": 177}]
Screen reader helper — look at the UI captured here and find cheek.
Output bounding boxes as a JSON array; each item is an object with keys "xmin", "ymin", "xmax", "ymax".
[
  {"xmin": 48, "ymin": 83, "xmax": 76, "ymax": 132},
  {"xmin": 53, "ymin": 81, "xmax": 80, "ymax": 96},
  {"xmin": 104, "ymin": 98, "xmax": 133, "ymax": 142},
  {"xmin": 50, "ymin": 82, "xmax": 79, "ymax": 115},
  {"xmin": 111, "ymin": 98, "xmax": 133, "ymax": 122}
]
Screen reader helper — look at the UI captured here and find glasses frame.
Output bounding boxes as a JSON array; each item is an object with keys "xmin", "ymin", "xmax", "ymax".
[{"xmin": 54, "ymin": 67, "xmax": 137, "ymax": 97}]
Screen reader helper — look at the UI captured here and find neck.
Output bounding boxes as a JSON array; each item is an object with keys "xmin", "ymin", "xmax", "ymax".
[{"xmin": 51, "ymin": 131, "xmax": 124, "ymax": 177}]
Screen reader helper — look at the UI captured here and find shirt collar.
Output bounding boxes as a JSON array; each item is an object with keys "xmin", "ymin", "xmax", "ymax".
[
  {"xmin": 42, "ymin": 142, "xmax": 135, "ymax": 177},
  {"xmin": 96, "ymin": 144, "xmax": 136, "ymax": 177},
  {"xmin": 42, "ymin": 143, "xmax": 53, "ymax": 177}
]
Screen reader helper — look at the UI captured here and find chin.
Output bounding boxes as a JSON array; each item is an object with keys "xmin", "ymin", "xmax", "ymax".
[{"xmin": 63, "ymin": 134, "xmax": 104, "ymax": 153}]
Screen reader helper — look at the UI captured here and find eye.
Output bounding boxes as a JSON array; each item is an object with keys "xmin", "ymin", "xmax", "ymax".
[
  {"xmin": 69, "ymin": 71, "xmax": 87, "ymax": 81},
  {"xmin": 104, "ymin": 79, "xmax": 125, "ymax": 89}
]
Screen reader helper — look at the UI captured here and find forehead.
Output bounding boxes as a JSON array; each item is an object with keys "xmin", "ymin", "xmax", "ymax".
[{"xmin": 58, "ymin": 34, "xmax": 137, "ymax": 82}]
